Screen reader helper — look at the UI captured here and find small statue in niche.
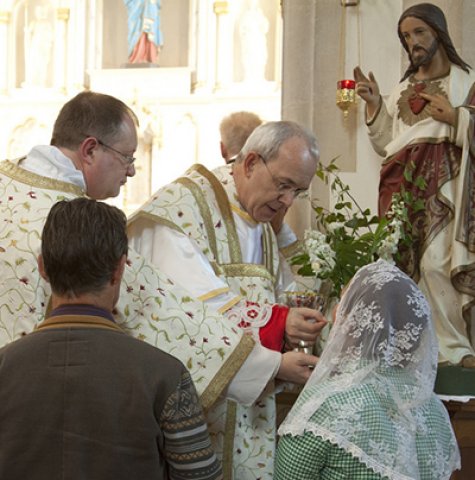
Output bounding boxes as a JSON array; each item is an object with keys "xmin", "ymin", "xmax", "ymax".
[
  {"xmin": 239, "ymin": 0, "xmax": 269, "ymax": 83},
  {"xmin": 123, "ymin": 0, "xmax": 163, "ymax": 64},
  {"xmin": 23, "ymin": 4, "xmax": 54, "ymax": 88}
]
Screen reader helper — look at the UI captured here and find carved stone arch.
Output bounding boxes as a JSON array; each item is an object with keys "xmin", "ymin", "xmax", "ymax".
[{"xmin": 8, "ymin": 116, "xmax": 50, "ymax": 159}]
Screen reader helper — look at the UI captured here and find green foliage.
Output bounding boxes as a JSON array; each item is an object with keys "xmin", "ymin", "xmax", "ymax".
[{"xmin": 293, "ymin": 158, "xmax": 423, "ymax": 298}]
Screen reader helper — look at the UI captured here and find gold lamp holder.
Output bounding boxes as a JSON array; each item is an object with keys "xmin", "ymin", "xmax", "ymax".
[
  {"xmin": 337, "ymin": 0, "xmax": 360, "ymax": 119},
  {"xmin": 336, "ymin": 79, "xmax": 356, "ymax": 119}
]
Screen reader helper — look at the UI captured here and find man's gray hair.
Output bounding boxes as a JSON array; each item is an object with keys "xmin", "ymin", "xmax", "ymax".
[{"xmin": 236, "ymin": 120, "xmax": 319, "ymax": 164}]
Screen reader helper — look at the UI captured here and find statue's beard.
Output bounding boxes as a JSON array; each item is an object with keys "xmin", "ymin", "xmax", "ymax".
[{"xmin": 410, "ymin": 38, "xmax": 439, "ymax": 69}]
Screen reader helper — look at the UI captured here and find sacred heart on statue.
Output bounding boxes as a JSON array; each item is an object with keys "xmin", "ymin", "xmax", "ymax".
[{"xmin": 408, "ymin": 83, "xmax": 428, "ymax": 115}]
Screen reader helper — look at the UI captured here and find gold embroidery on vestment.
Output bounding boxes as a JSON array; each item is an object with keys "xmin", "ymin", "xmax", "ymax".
[
  {"xmin": 176, "ymin": 175, "xmax": 219, "ymax": 260},
  {"xmin": 197, "ymin": 287, "xmax": 231, "ymax": 301},
  {"xmin": 221, "ymin": 263, "xmax": 274, "ymax": 281},
  {"xmin": 281, "ymin": 239, "xmax": 304, "ymax": 259},
  {"xmin": 192, "ymin": 164, "xmax": 242, "ymax": 264},
  {"xmin": 222, "ymin": 400, "xmax": 237, "ymax": 480},
  {"xmin": 262, "ymin": 223, "xmax": 275, "ymax": 276},
  {"xmin": 218, "ymin": 296, "xmax": 242, "ymax": 314},
  {"xmin": 200, "ymin": 335, "xmax": 255, "ymax": 412},
  {"xmin": 127, "ymin": 210, "xmax": 183, "ymax": 234},
  {"xmin": 0, "ymin": 160, "xmax": 84, "ymax": 196}
]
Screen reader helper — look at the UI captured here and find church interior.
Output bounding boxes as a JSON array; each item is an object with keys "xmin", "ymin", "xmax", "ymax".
[{"xmin": 1, "ymin": 0, "xmax": 475, "ymax": 478}]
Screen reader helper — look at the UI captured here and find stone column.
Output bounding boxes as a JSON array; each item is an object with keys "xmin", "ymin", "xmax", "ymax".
[
  {"xmin": 281, "ymin": 0, "xmax": 356, "ymax": 238},
  {"xmin": 273, "ymin": 2, "xmax": 283, "ymax": 87},
  {"xmin": 190, "ymin": 0, "xmax": 213, "ymax": 93},
  {"xmin": 0, "ymin": 11, "xmax": 10, "ymax": 94},
  {"xmin": 54, "ymin": 8, "xmax": 69, "ymax": 93},
  {"xmin": 213, "ymin": 1, "xmax": 232, "ymax": 91}
]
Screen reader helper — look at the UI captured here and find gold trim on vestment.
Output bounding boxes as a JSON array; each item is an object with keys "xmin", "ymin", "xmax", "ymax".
[
  {"xmin": 0, "ymin": 159, "xmax": 84, "ymax": 196},
  {"xmin": 218, "ymin": 295, "xmax": 242, "ymax": 314},
  {"xmin": 200, "ymin": 334, "xmax": 255, "ymax": 412},
  {"xmin": 176, "ymin": 175, "xmax": 219, "ymax": 261},
  {"xmin": 127, "ymin": 210, "xmax": 184, "ymax": 234},
  {"xmin": 230, "ymin": 203, "xmax": 256, "ymax": 225},
  {"xmin": 222, "ymin": 400, "xmax": 237, "ymax": 480},
  {"xmin": 192, "ymin": 164, "xmax": 242, "ymax": 264},
  {"xmin": 280, "ymin": 239, "xmax": 304, "ymax": 260},
  {"xmin": 197, "ymin": 287, "xmax": 231, "ymax": 301},
  {"xmin": 221, "ymin": 263, "xmax": 274, "ymax": 281},
  {"xmin": 210, "ymin": 261, "xmax": 224, "ymax": 276},
  {"xmin": 262, "ymin": 223, "xmax": 275, "ymax": 276},
  {"xmin": 36, "ymin": 314, "xmax": 124, "ymax": 333}
]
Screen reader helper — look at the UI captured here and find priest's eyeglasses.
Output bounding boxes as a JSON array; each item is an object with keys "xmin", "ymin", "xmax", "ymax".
[
  {"xmin": 257, "ymin": 153, "xmax": 308, "ymax": 199},
  {"xmin": 96, "ymin": 138, "xmax": 136, "ymax": 167},
  {"xmin": 84, "ymin": 134, "xmax": 136, "ymax": 167}
]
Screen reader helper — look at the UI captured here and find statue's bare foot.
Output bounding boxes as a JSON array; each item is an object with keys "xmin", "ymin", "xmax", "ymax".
[{"xmin": 461, "ymin": 355, "xmax": 475, "ymax": 368}]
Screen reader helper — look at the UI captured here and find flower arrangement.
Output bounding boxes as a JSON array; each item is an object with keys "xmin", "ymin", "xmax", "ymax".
[{"xmin": 291, "ymin": 158, "xmax": 424, "ymax": 298}]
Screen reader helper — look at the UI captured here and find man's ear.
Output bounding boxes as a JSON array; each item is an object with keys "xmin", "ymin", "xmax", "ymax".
[
  {"xmin": 79, "ymin": 137, "xmax": 98, "ymax": 166},
  {"xmin": 242, "ymin": 152, "xmax": 259, "ymax": 178},
  {"xmin": 37, "ymin": 254, "xmax": 48, "ymax": 281},
  {"xmin": 220, "ymin": 141, "xmax": 228, "ymax": 160},
  {"xmin": 111, "ymin": 254, "xmax": 127, "ymax": 286}
]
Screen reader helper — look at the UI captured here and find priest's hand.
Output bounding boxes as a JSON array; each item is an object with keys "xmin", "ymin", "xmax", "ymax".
[
  {"xmin": 354, "ymin": 66, "xmax": 381, "ymax": 118},
  {"xmin": 277, "ymin": 351, "xmax": 318, "ymax": 384},
  {"xmin": 284, "ymin": 307, "xmax": 327, "ymax": 350}
]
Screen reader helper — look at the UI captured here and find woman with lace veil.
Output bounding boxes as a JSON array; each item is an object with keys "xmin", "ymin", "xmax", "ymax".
[{"xmin": 275, "ymin": 259, "xmax": 460, "ymax": 479}]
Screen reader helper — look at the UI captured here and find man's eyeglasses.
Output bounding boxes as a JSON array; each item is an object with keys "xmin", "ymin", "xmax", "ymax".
[
  {"xmin": 84, "ymin": 134, "xmax": 136, "ymax": 167},
  {"xmin": 96, "ymin": 138, "xmax": 136, "ymax": 167},
  {"xmin": 257, "ymin": 153, "xmax": 308, "ymax": 199}
]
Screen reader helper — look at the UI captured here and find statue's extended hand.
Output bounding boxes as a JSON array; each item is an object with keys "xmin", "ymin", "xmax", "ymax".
[{"xmin": 354, "ymin": 66, "xmax": 381, "ymax": 115}]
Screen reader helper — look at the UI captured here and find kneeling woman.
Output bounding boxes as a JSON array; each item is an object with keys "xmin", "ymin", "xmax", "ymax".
[{"xmin": 275, "ymin": 260, "xmax": 460, "ymax": 480}]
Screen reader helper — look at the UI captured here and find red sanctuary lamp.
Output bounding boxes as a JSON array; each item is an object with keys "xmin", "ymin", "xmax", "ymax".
[{"xmin": 336, "ymin": 79, "xmax": 356, "ymax": 118}]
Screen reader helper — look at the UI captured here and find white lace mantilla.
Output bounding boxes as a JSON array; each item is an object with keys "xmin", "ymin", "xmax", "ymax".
[{"xmin": 279, "ymin": 260, "xmax": 460, "ymax": 480}]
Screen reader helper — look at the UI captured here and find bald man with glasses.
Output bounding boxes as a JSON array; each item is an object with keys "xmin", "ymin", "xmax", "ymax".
[{"xmin": 128, "ymin": 120, "xmax": 327, "ymax": 479}]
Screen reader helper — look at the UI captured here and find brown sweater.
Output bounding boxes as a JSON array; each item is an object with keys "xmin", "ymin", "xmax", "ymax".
[{"xmin": 0, "ymin": 305, "xmax": 222, "ymax": 480}]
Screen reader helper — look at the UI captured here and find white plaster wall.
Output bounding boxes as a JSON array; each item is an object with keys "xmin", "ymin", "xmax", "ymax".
[
  {"xmin": 0, "ymin": 0, "xmax": 282, "ymax": 215},
  {"xmin": 337, "ymin": 0, "xmax": 403, "ymax": 215}
]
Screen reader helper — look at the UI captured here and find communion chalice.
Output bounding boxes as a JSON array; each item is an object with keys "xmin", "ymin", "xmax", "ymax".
[{"xmin": 282, "ymin": 291, "xmax": 326, "ymax": 355}]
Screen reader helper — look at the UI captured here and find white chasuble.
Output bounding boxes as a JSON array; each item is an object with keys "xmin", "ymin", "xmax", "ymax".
[
  {"xmin": 128, "ymin": 163, "xmax": 287, "ymax": 479},
  {"xmin": 0, "ymin": 157, "xmax": 254, "ymax": 416}
]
